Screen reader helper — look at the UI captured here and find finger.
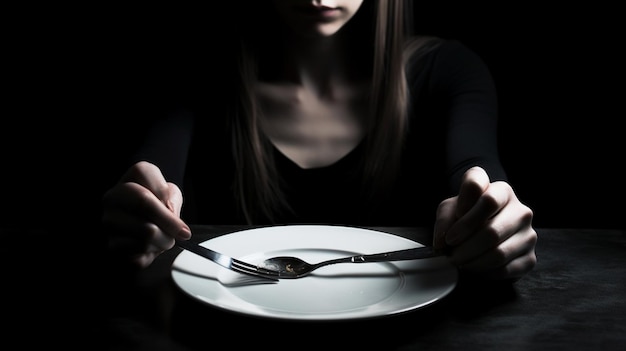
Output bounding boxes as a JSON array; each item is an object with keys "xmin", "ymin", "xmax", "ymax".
[
  {"xmin": 108, "ymin": 238, "xmax": 163, "ymax": 269},
  {"xmin": 118, "ymin": 162, "xmax": 190, "ymax": 238},
  {"xmin": 164, "ymin": 182, "xmax": 184, "ymax": 216},
  {"xmin": 448, "ymin": 223, "xmax": 511, "ymax": 266},
  {"xmin": 128, "ymin": 252, "xmax": 162, "ymax": 269},
  {"xmin": 103, "ymin": 182, "xmax": 190, "ymax": 240},
  {"xmin": 108, "ymin": 235, "xmax": 165, "ymax": 266},
  {"xmin": 488, "ymin": 248, "xmax": 538, "ymax": 280},
  {"xmin": 103, "ymin": 209, "xmax": 177, "ymax": 252},
  {"xmin": 457, "ymin": 226, "xmax": 537, "ymax": 278},
  {"xmin": 105, "ymin": 210, "xmax": 178, "ymax": 270},
  {"xmin": 445, "ymin": 181, "xmax": 510, "ymax": 246},
  {"xmin": 433, "ymin": 198, "xmax": 457, "ymax": 249},
  {"xmin": 444, "ymin": 195, "xmax": 530, "ymax": 264},
  {"xmin": 433, "ymin": 167, "xmax": 492, "ymax": 249},
  {"xmin": 455, "ymin": 166, "xmax": 490, "ymax": 219},
  {"xmin": 120, "ymin": 161, "xmax": 172, "ymax": 204},
  {"xmin": 447, "ymin": 192, "xmax": 529, "ymax": 263}
]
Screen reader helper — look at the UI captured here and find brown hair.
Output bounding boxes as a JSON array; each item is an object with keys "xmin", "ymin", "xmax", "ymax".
[{"xmin": 231, "ymin": 0, "xmax": 431, "ymax": 223}]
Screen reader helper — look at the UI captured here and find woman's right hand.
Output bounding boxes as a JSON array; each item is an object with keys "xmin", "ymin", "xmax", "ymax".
[{"xmin": 103, "ymin": 161, "xmax": 192, "ymax": 269}]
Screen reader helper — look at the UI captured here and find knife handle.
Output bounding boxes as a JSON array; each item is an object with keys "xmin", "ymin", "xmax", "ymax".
[{"xmin": 351, "ymin": 246, "xmax": 442, "ymax": 263}]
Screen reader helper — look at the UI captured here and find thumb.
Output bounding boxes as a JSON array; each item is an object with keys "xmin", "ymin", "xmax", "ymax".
[
  {"xmin": 433, "ymin": 198, "xmax": 456, "ymax": 249},
  {"xmin": 433, "ymin": 166, "xmax": 490, "ymax": 249},
  {"xmin": 455, "ymin": 166, "xmax": 490, "ymax": 219}
]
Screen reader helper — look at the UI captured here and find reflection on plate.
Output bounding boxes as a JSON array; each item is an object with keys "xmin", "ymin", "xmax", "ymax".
[{"xmin": 171, "ymin": 225, "xmax": 457, "ymax": 321}]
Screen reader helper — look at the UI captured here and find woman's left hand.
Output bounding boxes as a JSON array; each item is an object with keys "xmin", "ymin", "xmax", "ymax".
[{"xmin": 433, "ymin": 166, "xmax": 538, "ymax": 280}]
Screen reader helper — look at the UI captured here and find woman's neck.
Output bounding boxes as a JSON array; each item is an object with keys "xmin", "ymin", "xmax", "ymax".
[{"xmin": 275, "ymin": 32, "xmax": 356, "ymax": 96}]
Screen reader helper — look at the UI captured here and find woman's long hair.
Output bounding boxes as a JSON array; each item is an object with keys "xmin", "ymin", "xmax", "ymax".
[{"xmin": 231, "ymin": 0, "xmax": 424, "ymax": 223}]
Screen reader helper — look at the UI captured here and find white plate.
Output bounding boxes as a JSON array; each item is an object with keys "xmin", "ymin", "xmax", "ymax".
[{"xmin": 171, "ymin": 225, "xmax": 458, "ymax": 321}]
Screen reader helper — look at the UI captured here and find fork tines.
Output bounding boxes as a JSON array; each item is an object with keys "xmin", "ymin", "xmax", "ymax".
[
  {"xmin": 175, "ymin": 240, "xmax": 280, "ymax": 281},
  {"xmin": 231, "ymin": 258, "xmax": 280, "ymax": 281}
]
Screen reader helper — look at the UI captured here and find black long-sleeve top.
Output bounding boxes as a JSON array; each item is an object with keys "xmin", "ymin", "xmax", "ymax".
[{"xmin": 128, "ymin": 39, "xmax": 506, "ymax": 227}]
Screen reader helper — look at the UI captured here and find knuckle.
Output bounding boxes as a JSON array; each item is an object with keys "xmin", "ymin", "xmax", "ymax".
[
  {"xmin": 479, "ymin": 189, "xmax": 501, "ymax": 212},
  {"xmin": 492, "ymin": 246, "xmax": 509, "ymax": 266},
  {"xmin": 483, "ymin": 225, "xmax": 503, "ymax": 246}
]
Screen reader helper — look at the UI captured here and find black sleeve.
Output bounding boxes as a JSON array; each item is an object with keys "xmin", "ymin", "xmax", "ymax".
[
  {"xmin": 408, "ymin": 39, "xmax": 507, "ymax": 195},
  {"xmin": 129, "ymin": 108, "xmax": 195, "ymax": 186}
]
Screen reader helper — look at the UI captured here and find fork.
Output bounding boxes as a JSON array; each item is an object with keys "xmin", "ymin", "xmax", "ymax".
[{"xmin": 175, "ymin": 240, "xmax": 280, "ymax": 282}]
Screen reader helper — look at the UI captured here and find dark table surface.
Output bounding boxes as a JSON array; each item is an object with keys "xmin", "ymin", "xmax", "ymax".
[{"xmin": 56, "ymin": 225, "xmax": 626, "ymax": 350}]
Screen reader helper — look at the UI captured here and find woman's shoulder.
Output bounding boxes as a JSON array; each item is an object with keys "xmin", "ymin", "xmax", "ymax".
[
  {"xmin": 404, "ymin": 36, "xmax": 492, "ymax": 81},
  {"xmin": 404, "ymin": 36, "xmax": 482, "ymax": 66}
]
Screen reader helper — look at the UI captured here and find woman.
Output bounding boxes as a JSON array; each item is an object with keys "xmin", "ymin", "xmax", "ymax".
[{"xmin": 103, "ymin": 0, "xmax": 537, "ymax": 280}]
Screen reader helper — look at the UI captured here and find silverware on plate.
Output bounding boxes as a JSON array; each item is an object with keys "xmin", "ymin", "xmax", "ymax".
[
  {"xmin": 260, "ymin": 246, "xmax": 445, "ymax": 279},
  {"xmin": 175, "ymin": 240, "xmax": 280, "ymax": 282}
]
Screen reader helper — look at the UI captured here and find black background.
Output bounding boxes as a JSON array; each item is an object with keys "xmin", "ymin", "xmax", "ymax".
[{"xmin": 3, "ymin": 3, "xmax": 623, "ymax": 232}]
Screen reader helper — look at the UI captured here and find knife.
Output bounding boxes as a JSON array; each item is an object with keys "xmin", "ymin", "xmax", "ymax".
[{"xmin": 350, "ymin": 246, "xmax": 445, "ymax": 263}]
